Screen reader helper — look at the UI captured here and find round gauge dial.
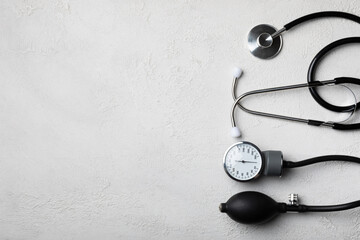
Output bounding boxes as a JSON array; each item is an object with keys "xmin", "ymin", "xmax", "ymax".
[{"xmin": 223, "ymin": 142, "xmax": 263, "ymax": 182}]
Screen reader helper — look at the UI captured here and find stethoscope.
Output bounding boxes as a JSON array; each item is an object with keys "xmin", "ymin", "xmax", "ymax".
[
  {"xmin": 220, "ymin": 11, "xmax": 360, "ymax": 225},
  {"xmin": 229, "ymin": 12, "xmax": 360, "ymax": 138},
  {"xmin": 248, "ymin": 11, "xmax": 360, "ymax": 59}
]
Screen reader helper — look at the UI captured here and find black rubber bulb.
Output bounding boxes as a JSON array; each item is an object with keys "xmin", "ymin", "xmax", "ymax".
[{"xmin": 219, "ymin": 191, "xmax": 283, "ymax": 224}]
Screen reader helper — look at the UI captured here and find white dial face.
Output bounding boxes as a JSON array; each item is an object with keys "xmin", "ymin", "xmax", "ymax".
[{"xmin": 223, "ymin": 142, "xmax": 263, "ymax": 181}]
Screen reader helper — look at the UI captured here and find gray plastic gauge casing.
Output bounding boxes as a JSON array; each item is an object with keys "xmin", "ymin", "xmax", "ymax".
[{"xmin": 262, "ymin": 150, "xmax": 283, "ymax": 176}]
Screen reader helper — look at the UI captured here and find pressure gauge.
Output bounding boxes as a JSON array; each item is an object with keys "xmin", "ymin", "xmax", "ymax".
[
  {"xmin": 223, "ymin": 142, "xmax": 263, "ymax": 182},
  {"xmin": 223, "ymin": 141, "xmax": 283, "ymax": 182}
]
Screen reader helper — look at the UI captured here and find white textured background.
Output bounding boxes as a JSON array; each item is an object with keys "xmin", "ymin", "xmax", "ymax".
[{"xmin": 1, "ymin": 0, "xmax": 360, "ymax": 239}]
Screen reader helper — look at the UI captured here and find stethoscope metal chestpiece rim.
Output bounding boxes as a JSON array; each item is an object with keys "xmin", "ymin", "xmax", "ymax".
[{"xmin": 248, "ymin": 24, "xmax": 282, "ymax": 59}]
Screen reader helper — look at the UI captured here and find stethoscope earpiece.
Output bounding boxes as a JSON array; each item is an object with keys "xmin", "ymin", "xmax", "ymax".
[
  {"xmin": 232, "ymin": 67, "xmax": 243, "ymax": 78},
  {"xmin": 230, "ymin": 126, "xmax": 241, "ymax": 138}
]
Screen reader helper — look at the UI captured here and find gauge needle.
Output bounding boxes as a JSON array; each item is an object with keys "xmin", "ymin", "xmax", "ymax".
[{"xmin": 235, "ymin": 160, "xmax": 257, "ymax": 163}]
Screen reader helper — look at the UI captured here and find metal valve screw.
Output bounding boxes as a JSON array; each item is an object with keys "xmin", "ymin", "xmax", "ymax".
[{"xmin": 288, "ymin": 193, "xmax": 299, "ymax": 206}]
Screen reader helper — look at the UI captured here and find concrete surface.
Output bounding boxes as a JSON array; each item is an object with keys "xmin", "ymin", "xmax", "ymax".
[{"xmin": 1, "ymin": 0, "xmax": 360, "ymax": 239}]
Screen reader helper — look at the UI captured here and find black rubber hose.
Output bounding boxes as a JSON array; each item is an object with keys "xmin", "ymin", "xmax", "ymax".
[
  {"xmin": 284, "ymin": 11, "xmax": 360, "ymax": 30},
  {"xmin": 304, "ymin": 201, "xmax": 360, "ymax": 212},
  {"xmin": 282, "ymin": 11, "xmax": 360, "ymax": 113},
  {"xmin": 283, "ymin": 155, "xmax": 360, "ymax": 168},
  {"xmin": 307, "ymin": 37, "xmax": 360, "ymax": 112},
  {"xmin": 335, "ymin": 77, "xmax": 360, "ymax": 85},
  {"xmin": 283, "ymin": 155, "xmax": 360, "ymax": 212},
  {"xmin": 332, "ymin": 122, "xmax": 360, "ymax": 130}
]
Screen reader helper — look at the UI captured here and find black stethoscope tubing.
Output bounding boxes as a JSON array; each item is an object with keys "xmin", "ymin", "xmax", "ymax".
[
  {"xmin": 308, "ymin": 37, "xmax": 360, "ymax": 113},
  {"xmin": 232, "ymin": 12, "xmax": 360, "ymax": 133}
]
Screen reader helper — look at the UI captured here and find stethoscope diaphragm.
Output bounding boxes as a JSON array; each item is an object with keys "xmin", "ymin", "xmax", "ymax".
[{"xmin": 247, "ymin": 24, "xmax": 283, "ymax": 59}]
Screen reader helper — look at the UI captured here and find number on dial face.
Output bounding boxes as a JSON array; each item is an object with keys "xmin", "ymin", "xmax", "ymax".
[{"xmin": 224, "ymin": 142, "xmax": 262, "ymax": 181}]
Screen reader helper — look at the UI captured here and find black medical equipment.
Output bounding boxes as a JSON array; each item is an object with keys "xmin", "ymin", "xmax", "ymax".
[
  {"xmin": 220, "ymin": 191, "xmax": 360, "ymax": 224},
  {"xmin": 221, "ymin": 141, "xmax": 360, "ymax": 224},
  {"xmin": 221, "ymin": 140, "xmax": 360, "ymax": 225},
  {"xmin": 221, "ymin": 11, "xmax": 360, "ymax": 226}
]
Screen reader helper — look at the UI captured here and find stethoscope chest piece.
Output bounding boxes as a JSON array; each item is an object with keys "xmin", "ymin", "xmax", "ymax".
[{"xmin": 248, "ymin": 24, "xmax": 283, "ymax": 59}]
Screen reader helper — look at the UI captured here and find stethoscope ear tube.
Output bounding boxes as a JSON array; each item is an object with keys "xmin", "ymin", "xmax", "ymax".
[
  {"xmin": 307, "ymin": 37, "xmax": 360, "ymax": 113},
  {"xmin": 230, "ymin": 76, "xmax": 360, "ymax": 135}
]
